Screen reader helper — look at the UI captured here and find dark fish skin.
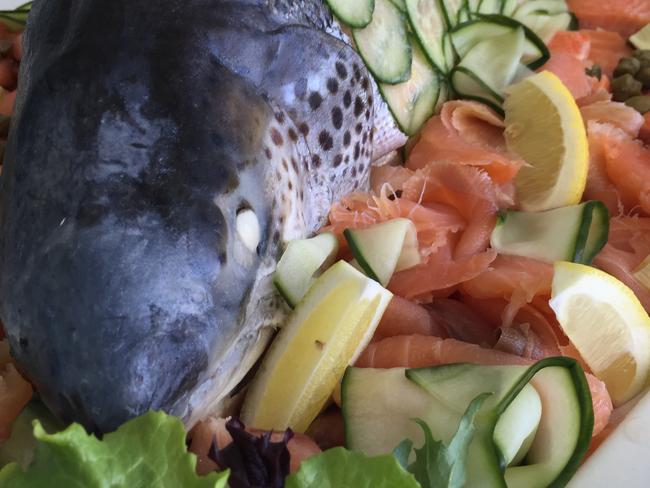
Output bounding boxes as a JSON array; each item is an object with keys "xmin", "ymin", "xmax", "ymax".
[{"xmin": 0, "ymin": 0, "xmax": 376, "ymax": 433}]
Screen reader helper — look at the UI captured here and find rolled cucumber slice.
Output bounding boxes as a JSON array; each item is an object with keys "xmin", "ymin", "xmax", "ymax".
[
  {"xmin": 344, "ymin": 218, "xmax": 421, "ymax": 286},
  {"xmin": 406, "ymin": 0, "xmax": 455, "ymax": 73},
  {"xmin": 513, "ymin": 10, "xmax": 573, "ymax": 42},
  {"xmin": 514, "ymin": 0, "xmax": 568, "ymax": 17},
  {"xmin": 379, "ymin": 38, "xmax": 442, "ymax": 136},
  {"xmin": 493, "ymin": 384, "xmax": 542, "ymax": 467},
  {"xmin": 343, "ymin": 357, "xmax": 593, "ymax": 488},
  {"xmin": 451, "ymin": 26, "xmax": 526, "ymax": 109},
  {"xmin": 273, "ymin": 233, "xmax": 339, "ymax": 308},
  {"xmin": 490, "ymin": 201, "xmax": 610, "ymax": 265},
  {"xmin": 325, "ymin": 0, "xmax": 375, "ymax": 28},
  {"xmin": 353, "ymin": 0, "xmax": 412, "ymax": 84},
  {"xmin": 451, "ymin": 15, "xmax": 550, "ymax": 69}
]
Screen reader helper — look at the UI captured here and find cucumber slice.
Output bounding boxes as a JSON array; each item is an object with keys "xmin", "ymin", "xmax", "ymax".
[
  {"xmin": 344, "ymin": 218, "xmax": 420, "ymax": 286},
  {"xmin": 406, "ymin": 0, "xmax": 455, "ymax": 73},
  {"xmin": 513, "ymin": 10, "xmax": 573, "ymax": 43},
  {"xmin": 440, "ymin": 0, "xmax": 466, "ymax": 28},
  {"xmin": 493, "ymin": 384, "xmax": 541, "ymax": 467},
  {"xmin": 478, "ymin": 0, "xmax": 502, "ymax": 14},
  {"xmin": 273, "ymin": 233, "xmax": 339, "ymax": 308},
  {"xmin": 390, "ymin": 0, "xmax": 407, "ymax": 12},
  {"xmin": 490, "ymin": 201, "xmax": 610, "ymax": 265},
  {"xmin": 344, "ymin": 357, "xmax": 592, "ymax": 488},
  {"xmin": 325, "ymin": 0, "xmax": 375, "ymax": 28},
  {"xmin": 353, "ymin": 0, "xmax": 412, "ymax": 84},
  {"xmin": 451, "ymin": 15, "xmax": 549, "ymax": 69},
  {"xmin": 514, "ymin": 0, "xmax": 567, "ymax": 17},
  {"xmin": 379, "ymin": 38, "xmax": 442, "ymax": 136},
  {"xmin": 451, "ymin": 27, "xmax": 526, "ymax": 108}
]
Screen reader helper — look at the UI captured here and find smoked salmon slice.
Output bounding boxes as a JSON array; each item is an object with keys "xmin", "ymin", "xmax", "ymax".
[
  {"xmin": 584, "ymin": 122, "xmax": 623, "ymax": 216},
  {"xmin": 355, "ymin": 334, "xmax": 612, "ymax": 436},
  {"xmin": 406, "ymin": 101, "xmax": 523, "ymax": 185},
  {"xmin": 581, "ymin": 101, "xmax": 645, "ymax": 138},
  {"xmin": 459, "ymin": 254, "xmax": 554, "ymax": 326},
  {"xmin": 594, "ymin": 215, "xmax": 650, "ymax": 312},
  {"xmin": 582, "ymin": 29, "xmax": 633, "ymax": 79},
  {"xmin": 567, "ymin": 0, "xmax": 650, "ymax": 39},
  {"xmin": 593, "ymin": 123, "xmax": 650, "ymax": 215}
]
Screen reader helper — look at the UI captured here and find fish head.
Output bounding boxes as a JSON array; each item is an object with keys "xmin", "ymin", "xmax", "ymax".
[{"xmin": 0, "ymin": 0, "xmax": 312, "ymax": 432}]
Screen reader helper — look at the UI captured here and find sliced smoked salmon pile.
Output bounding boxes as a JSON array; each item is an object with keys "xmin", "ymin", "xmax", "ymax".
[
  {"xmin": 581, "ymin": 29, "xmax": 632, "ymax": 80},
  {"xmin": 355, "ymin": 334, "xmax": 612, "ymax": 437},
  {"xmin": 594, "ymin": 215, "xmax": 650, "ymax": 312},
  {"xmin": 567, "ymin": 0, "xmax": 650, "ymax": 39},
  {"xmin": 544, "ymin": 31, "xmax": 594, "ymax": 100}
]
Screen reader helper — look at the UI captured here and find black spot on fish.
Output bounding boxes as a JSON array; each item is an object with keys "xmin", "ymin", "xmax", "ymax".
[
  {"xmin": 351, "ymin": 166, "xmax": 357, "ymax": 178},
  {"xmin": 331, "ymin": 107, "xmax": 343, "ymax": 130},
  {"xmin": 271, "ymin": 128, "xmax": 283, "ymax": 146},
  {"xmin": 336, "ymin": 61, "xmax": 348, "ymax": 79},
  {"xmin": 264, "ymin": 146, "xmax": 272, "ymax": 159},
  {"xmin": 333, "ymin": 154, "xmax": 343, "ymax": 167},
  {"xmin": 275, "ymin": 112, "xmax": 285, "ymax": 124},
  {"xmin": 365, "ymin": 109, "xmax": 370, "ymax": 121},
  {"xmin": 327, "ymin": 78, "xmax": 339, "ymax": 94},
  {"xmin": 343, "ymin": 131, "xmax": 351, "ymax": 147},
  {"xmin": 288, "ymin": 181, "xmax": 293, "ymax": 190},
  {"xmin": 299, "ymin": 123, "xmax": 310, "ymax": 137},
  {"xmin": 354, "ymin": 142, "xmax": 360, "ymax": 160},
  {"xmin": 288, "ymin": 128, "xmax": 298, "ymax": 142},
  {"xmin": 312, "ymin": 154, "xmax": 322, "ymax": 167},
  {"xmin": 361, "ymin": 77, "xmax": 369, "ymax": 91},
  {"xmin": 354, "ymin": 96, "xmax": 364, "ymax": 117},
  {"xmin": 318, "ymin": 131, "xmax": 334, "ymax": 151},
  {"xmin": 368, "ymin": 95, "xmax": 374, "ymax": 108},
  {"xmin": 291, "ymin": 158, "xmax": 299, "ymax": 173},
  {"xmin": 343, "ymin": 91, "xmax": 352, "ymax": 108},
  {"xmin": 282, "ymin": 159, "xmax": 289, "ymax": 171},
  {"xmin": 362, "ymin": 132, "xmax": 368, "ymax": 144},
  {"xmin": 308, "ymin": 92, "xmax": 323, "ymax": 110},
  {"xmin": 355, "ymin": 123, "xmax": 363, "ymax": 135}
]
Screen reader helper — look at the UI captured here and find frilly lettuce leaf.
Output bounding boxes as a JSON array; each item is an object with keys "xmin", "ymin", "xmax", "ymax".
[
  {"xmin": 285, "ymin": 447, "xmax": 420, "ymax": 488},
  {"xmin": 0, "ymin": 411, "xmax": 228, "ymax": 488}
]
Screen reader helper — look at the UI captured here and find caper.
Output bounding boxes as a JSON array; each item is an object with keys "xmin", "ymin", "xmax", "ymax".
[
  {"xmin": 636, "ymin": 66, "xmax": 650, "ymax": 89},
  {"xmin": 633, "ymin": 50, "xmax": 650, "ymax": 68},
  {"xmin": 625, "ymin": 96, "xmax": 650, "ymax": 114},
  {"xmin": 614, "ymin": 57, "xmax": 641, "ymax": 78},
  {"xmin": 611, "ymin": 74, "xmax": 643, "ymax": 102}
]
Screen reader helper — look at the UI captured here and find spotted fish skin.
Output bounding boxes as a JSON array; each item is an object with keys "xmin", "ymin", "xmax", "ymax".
[{"xmin": 0, "ymin": 0, "xmax": 389, "ymax": 433}]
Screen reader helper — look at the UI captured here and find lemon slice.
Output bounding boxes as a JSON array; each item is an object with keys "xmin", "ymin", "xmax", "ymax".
[
  {"xmin": 630, "ymin": 24, "xmax": 650, "ymax": 50},
  {"xmin": 241, "ymin": 260, "xmax": 392, "ymax": 432},
  {"xmin": 550, "ymin": 262, "xmax": 650, "ymax": 406},
  {"xmin": 504, "ymin": 71, "xmax": 588, "ymax": 212}
]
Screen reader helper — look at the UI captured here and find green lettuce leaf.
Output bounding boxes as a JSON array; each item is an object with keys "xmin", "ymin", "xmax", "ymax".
[
  {"xmin": 408, "ymin": 393, "xmax": 490, "ymax": 488},
  {"xmin": 0, "ymin": 411, "xmax": 228, "ymax": 488},
  {"xmin": 285, "ymin": 447, "xmax": 420, "ymax": 488}
]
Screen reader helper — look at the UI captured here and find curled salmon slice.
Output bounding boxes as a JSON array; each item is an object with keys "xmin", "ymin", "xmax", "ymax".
[
  {"xmin": 407, "ymin": 101, "xmax": 522, "ymax": 185},
  {"xmin": 584, "ymin": 121, "xmax": 623, "ymax": 215},
  {"xmin": 356, "ymin": 334, "xmax": 612, "ymax": 437},
  {"xmin": 568, "ymin": 0, "xmax": 650, "ymax": 39},
  {"xmin": 548, "ymin": 31, "xmax": 591, "ymax": 61}
]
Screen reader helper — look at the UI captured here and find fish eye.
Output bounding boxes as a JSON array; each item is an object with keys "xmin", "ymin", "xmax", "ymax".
[{"xmin": 236, "ymin": 207, "xmax": 260, "ymax": 254}]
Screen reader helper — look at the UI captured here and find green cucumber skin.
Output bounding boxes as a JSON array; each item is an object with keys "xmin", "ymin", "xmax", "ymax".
[
  {"xmin": 325, "ymin": 0, "xmax": 375, "ymax": 28},
  {"xmin": 572, "ymin": 201, "xmax": 609, "ymax": 265},
  {"xmin": 451, "ymin": 14, "xmax": 550, "ymax": 69},
  {"xmin": 353, "ymin": 0, "xmax": 413, "ymax": 85},
  {"xmin": 343, "ymin": 228, "xmax": 383, "ymax": 284}
]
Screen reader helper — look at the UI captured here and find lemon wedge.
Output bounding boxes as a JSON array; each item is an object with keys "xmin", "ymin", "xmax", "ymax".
[
  {"xmin": 550, "ymin": 262, "xmax": 650, "ymax": 406},
  {"xmin": 504, "ymin": 71, "xmax": 589, "ymax": 212},
  {"xmin": 630, "ymin": 24, "xmax": 650, "ymax": 50},
  {"xmin": 241, "ymin": 260, "xmax": 392, "ymax": 432}
]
